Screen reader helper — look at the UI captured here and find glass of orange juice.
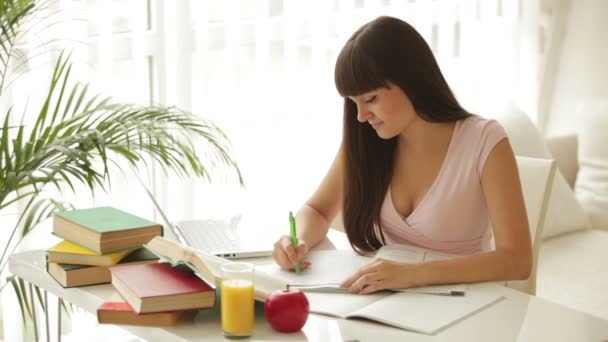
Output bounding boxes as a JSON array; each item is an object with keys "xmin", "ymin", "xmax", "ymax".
[{"xmin": 221, "ymin": 262, "xmax": 255, "ymax": 338}]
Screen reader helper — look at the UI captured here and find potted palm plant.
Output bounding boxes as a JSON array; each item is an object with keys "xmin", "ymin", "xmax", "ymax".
[{"xmin": 0, "ymin": 0, "xmax": 243, "ymax": 327}]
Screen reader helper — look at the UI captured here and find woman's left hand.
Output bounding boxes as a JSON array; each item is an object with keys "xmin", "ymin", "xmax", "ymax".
[{"xmin": 340, "ymin": 258, "xmax": 422, "ymax": 295}]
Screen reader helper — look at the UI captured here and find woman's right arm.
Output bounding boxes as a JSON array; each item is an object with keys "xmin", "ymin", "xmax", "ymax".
[{"xmin": 272, "ymin": 144, "xmax": 345, "ymax": 270}]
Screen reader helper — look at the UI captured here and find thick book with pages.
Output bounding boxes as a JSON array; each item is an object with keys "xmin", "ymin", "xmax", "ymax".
[
  {"xmin": 53, "ymin": 206, "xmax": 163, "ymax": 254},
  {"xmin": 47, "ymin": 248, "xmax": 159, "ymax": 288},
  {"xmin": 109, "ymin": 262, "xmax": 216, "ymax": 313}
]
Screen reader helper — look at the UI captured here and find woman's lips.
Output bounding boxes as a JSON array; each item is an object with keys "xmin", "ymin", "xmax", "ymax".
[{"xmin": 370, "ymin": 121, "xmax": 383, "ymax": 129}]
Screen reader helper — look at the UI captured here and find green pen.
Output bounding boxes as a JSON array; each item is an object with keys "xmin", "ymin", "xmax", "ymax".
[{"xmin": 289, "ymin": 211, "xmax": 301, "ymax": 273}]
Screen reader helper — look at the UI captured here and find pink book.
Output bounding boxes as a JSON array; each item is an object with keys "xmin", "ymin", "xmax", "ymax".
[{"xmin": 109, "ymin": 262, "xmax": 215, "ymax": 313}]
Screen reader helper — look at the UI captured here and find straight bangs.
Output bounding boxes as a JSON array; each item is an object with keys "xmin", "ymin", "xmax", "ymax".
[{"xmin": 335, "ymin": 40, "xmax": 388, "ymax": 98}]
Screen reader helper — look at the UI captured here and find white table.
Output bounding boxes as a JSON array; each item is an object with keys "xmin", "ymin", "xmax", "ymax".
[{"xmin": 9, "ymin": 231, "xmax": 608, "ymax": 341}]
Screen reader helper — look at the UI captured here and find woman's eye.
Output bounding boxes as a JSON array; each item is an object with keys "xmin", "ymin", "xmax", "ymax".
[{"xmin": 365, "ymin": 96, "xmax": 377, "ymax": 103}]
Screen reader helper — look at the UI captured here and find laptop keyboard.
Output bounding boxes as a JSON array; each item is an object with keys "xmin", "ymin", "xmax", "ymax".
[{"xmin": 179, "ymin": 218, "xmax": 244, "ymax": 252}]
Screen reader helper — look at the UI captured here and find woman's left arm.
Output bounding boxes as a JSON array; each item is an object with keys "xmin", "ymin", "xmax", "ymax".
[{"xmin": 342, "ymin": 139, "xmax": 533, "ymax": 294}]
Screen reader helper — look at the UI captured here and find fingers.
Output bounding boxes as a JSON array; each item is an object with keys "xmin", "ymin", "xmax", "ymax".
[
  {"xmin": 339, "ymin": 273, "xmax": 358, "ymax": 289},
  {"xmin": 359, "ymin": 280, "xmax": 385, "ymax": 295},
  {"xmin": 350, "ymin": 259, "xmax": 404, "ymax": 294},
  {"xmin": 273, "ymin": 236, "xmax": 294, "ymax": 269},
  {"xmin": 272, "ymin": 244, "xmax": 291, "ymax": 270},
  {"xmin": 273, "ymin": 236, "xmax": 309, "ymax": 271},
  {"xmin": 348, "ymin": 272, "xmax": 383, "ymax": 294},
  {"xmin": 280, "ymin": 236, "xmax": 298, "ymax": 264},
  {"xmin": 339, "ymin": 260, "xmax": 379, "ymax": 288},
  {"xmin": 295, "ymin": 241, "xmax": 308, "ymax": 261}
]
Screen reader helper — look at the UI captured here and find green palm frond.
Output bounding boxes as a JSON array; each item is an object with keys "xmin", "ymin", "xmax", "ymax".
[
  {"xmin": 0, "ymin": 0, "xmax": 35, "ymax": 93},
  {"xmin": 1, "ymin": 0, "xmax": 244, "ymax": 329},
  {"xmin": 6, "ymin": 276, "xmax": 55, "ymax": 328},
  {"xmin": 8, "ymin": 275, "xmax": 31, "ymax": 324},
  {"xmin": 0, "ymin": 52, "xmax": 244, "ymax": 210}
]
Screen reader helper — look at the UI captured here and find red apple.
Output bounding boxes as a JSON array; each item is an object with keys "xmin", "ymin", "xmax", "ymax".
[{"xmin": 264, "ymin": 289, "xmax": 309, "ymax": 332}]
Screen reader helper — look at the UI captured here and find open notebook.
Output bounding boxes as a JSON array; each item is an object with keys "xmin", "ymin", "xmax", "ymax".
[
  {"xmin": 257, "ymin": 244, "xmax": 467, "ymax": 296},
  {"xmin": 304, "ymin": 285, "xmax": 502, "ymax": 335},
  {"xmin": 256, "ymin": 244, "xmax": 503, "ymax": 335}
]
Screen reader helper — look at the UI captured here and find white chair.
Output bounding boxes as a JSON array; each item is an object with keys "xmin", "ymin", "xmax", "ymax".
[{"xmin": 506, "ymin": 156, "xmax": 557, "ymax": 295}]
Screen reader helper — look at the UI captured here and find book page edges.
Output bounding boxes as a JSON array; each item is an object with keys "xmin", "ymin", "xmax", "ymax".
[
  {"xmin": 112, "ymin": 275, "xmax": 144, "ymax": 313},
  {"xmin": 143, "ymin": 237, "xmax": 221, "ymax": 286}
]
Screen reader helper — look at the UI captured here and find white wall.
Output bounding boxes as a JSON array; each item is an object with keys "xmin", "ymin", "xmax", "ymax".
[{"xmin": 546, "ymin": 0, "xmax": 608, "ymax": 137}]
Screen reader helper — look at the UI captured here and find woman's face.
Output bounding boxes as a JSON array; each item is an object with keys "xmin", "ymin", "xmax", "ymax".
[{"xmin": 348, "ymin": 82, "xmax": 418, "ymax": 139}]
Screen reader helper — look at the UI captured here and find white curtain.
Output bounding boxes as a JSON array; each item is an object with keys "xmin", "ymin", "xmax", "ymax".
[
  {"xmin": 1, "ymin": 1, "xmax": 561, "ymax": 337},
  {"xmin": 1, "ymin": 0, "xmax": 562, "ymax": 245},
  {"xmin": 158, "ymin": 0, "xmax": 559, "ymax": 226}
]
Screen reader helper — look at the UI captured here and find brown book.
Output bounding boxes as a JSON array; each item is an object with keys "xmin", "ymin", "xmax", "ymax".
[
  {"xmin": 47, "ymin": 248, "xmax": 159, "ymax": 288},
  {"xmin": 109, "ymin": 262, "xmax": 216, "ymax": 313},
  {"xmin": 97, "ymin": 302, "xmax": 197, "ymax": 326},
  {"xmin": 53, "ymin": 207, "xmax": 163, "ymax": 254}
]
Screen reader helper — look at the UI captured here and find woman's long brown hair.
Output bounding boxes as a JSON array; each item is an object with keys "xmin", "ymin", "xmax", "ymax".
[{"xmin": 335, "ymin": 16, "xmax": 471, "ymax": 254}]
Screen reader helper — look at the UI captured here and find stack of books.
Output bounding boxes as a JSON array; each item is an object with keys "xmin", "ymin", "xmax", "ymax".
[
  {"xmin": 98, "ymin": 236, "xmax": 286, "ymax": 327},
  {"xmin": 46, "ymin": 206, "xmax": 163, "ymax": 288},
  {"xmin": 46, "ymin": 207, "xmax": 219, "ymax": 327}
]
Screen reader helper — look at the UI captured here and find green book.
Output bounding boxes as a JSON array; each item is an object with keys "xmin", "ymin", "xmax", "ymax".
[{"xmin": 53, "ymin": 207, "xmax": 163, "ymax": 255}]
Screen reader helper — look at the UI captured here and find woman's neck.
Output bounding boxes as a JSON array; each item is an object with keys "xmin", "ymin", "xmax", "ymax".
[{"xmin": 397, "ymin": 118, "xmax": 456, "ymax": 155}]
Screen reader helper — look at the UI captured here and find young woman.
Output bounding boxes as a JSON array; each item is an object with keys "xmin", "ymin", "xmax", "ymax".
[{"xmin": 272, "ymin": 16, "xmax": 531, "ymax": 295}]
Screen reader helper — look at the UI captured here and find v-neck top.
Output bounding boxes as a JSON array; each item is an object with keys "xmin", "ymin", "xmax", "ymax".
[{"xmin": 379, "ymin": 115, "xmax": 507, "ymax": 255}]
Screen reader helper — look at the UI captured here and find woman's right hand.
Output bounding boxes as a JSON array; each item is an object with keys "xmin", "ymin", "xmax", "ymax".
[{"xmin": 272, "ymin": 235, "xmax": 311, "ymax": 271}]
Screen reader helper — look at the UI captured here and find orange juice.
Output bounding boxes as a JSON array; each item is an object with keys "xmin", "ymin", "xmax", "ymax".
[{"xmin": 221, "ymin": 279, "xmax": 255, "ymax": 336}]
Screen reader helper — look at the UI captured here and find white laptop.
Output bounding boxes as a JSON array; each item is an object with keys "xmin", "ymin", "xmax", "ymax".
[{"xmin": 172, "ymin": 215, "xmax": 274, "ymax": 259}]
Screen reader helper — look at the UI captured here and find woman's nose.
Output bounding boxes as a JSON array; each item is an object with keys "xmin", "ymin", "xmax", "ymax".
[{"xmin": 356, "ymin": 105, "xmax": 370, "ymax": 123}]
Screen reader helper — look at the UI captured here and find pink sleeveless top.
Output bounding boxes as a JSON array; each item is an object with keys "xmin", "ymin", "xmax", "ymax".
[{"xmin": 380, "ymin": 115, "xmax": 507, "ymax": 255}]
